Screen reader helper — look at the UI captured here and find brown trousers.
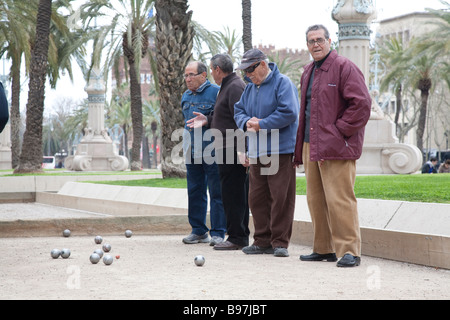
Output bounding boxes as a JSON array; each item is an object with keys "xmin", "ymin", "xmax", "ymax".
[
  {"xmin": 248, "ymin": 154, "xmax": 296, "ymax": 249},
  {"xmin": 302, "ymin": 143, "xmax": 361, "ymax": 257}
]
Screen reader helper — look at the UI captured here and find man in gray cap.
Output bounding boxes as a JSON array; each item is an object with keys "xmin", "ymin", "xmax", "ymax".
[{"xmin": 234, "ymin": 49, "xmax": 299, "ymax": 257}]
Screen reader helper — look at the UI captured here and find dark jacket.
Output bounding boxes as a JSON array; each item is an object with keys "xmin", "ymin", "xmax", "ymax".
[
  {"xmin": 208, "ymin": 72, "xmax": 245, "ymax": 149},
  {"xmin": 294, "ymin": 50, "xmax": 371, "ymax": 164},
  {"xmin": 0, "ymin": 82, "xmax": 9, "ymax": 133}
]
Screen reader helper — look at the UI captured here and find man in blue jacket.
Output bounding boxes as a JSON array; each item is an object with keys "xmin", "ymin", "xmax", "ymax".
[
  {"xmin": 234, "ymin": 49, "xmax": 299, "ymax": 257},
  {"xmin": 181, "ymin": 61, "xmax": 226, "ymax": 246},
  {"xmin": 0, "ymin": 82, "xmax": 9, "ymax": 133}
]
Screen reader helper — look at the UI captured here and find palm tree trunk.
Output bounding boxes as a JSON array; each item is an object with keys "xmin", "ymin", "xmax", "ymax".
[
  {"xmin": 242, "ymin": 0, "xmax": 252, "ymax": 52},
  {"xmin": 10, "ymin": 56, "xmax": 22, "ymax": 169},
  {"xmin": 155, "ymin": 0, "xmax": 194, "ymax": 178},
  {"xmin": 128, "ymin": 58, "xmax": 144, "ymax": 171},
  {"xmin": 394, "ymin": 85, "xmax": 402, "ymax": 139},
  {"xmin": 15, "ymin": 0, "xmax": 52, "ymax": 173},
  {"xmin": 416, "ymin": 82, "xmax": 431, "ymax": 160}
]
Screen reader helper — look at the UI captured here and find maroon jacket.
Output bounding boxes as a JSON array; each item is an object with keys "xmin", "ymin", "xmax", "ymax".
[{"xmin": 294, "ymin": 50, "xmax": 371, "ymax": 164}]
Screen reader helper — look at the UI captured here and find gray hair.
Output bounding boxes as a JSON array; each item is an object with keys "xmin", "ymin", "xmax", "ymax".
[
  {"xmin": 305, "ymin": 24, "xmax": 330, "ymax": 41},
  {"xmin": 211, "ymin": 53, "xmax": 234, "ymax": 74}
]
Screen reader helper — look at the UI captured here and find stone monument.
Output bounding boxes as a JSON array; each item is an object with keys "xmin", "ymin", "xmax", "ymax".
[
  {"xmin": 65, "ymin": 68, "xmax": 129, "ymax": 171},
  {"xmin": 332, "ymin": 0, "xmax": 422, "ymax": 174}
]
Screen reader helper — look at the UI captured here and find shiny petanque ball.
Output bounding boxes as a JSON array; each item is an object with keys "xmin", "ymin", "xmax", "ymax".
[
  {"xmin": 103, "ymin": 254, "xmax": 113, "ymax": 265},
  {"xmin": 90, "ymin": 253, "xmax": 101, "ymax": 264},
  {"xmin": 51, "ymin": 249, "xmax": 61, "ymax": 259},
  {"xmin": 124, "ymin": 230, "xmax": 132, "ymax": 238},
  {"xmin": 102, "ymin": 243, "xmax": 111, "ymax": 252},
  {"xmin": 93, "ymin": 248, "xmax": 103, "ymax": 258},
  {"xmin": 194, "ymin": 255, "xmax": 205, "ymax": 267},
  {"xmin": 62, "ymin": 229, "xmax": 71, "ymax": 237},
  {"xmin": 94, "ymin": 236, "xmax": 103, "ymax": 244},
  {"xmin": 61, "ymin": 248, "xmax": 71, "ymax": 259}
]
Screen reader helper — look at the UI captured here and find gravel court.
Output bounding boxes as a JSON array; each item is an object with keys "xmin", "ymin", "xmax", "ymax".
[{"xmin": 0, "ymin": 234, "xmax": 449, "ymax": 300}]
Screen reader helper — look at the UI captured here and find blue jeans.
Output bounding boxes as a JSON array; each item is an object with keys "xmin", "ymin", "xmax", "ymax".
[{"xmin": 186, "ymin": 160, "xmax": 226, "ymax": 238}]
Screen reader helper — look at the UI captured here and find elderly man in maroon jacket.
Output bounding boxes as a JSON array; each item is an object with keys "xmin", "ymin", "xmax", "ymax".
[{"xmin": 294, "ymin": 25, "xmax": 371, "ymax": 267}]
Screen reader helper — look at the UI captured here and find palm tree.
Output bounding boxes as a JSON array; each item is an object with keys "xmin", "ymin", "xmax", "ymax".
[
  {"xmin": 1, "ymin": 0, "xmax": 90, "ymax": 170},
  {"xmin": 214, "ymin": 27, "xmax": 242, "ymax": 64},
  {"xmin": 379, "ymin": 37, "xmax": 408, "ymax": 138},
  {"xmin": 406, "ymin": 44, "xmax": 437, "ymax": 156},
  {"xmin": 0, "ymin": 0, "xmax": 34, "ymax": 169},
  {"xmin": 242, "ymin": 0, "xmax": 252, "ymax": 52},
  {"xmin": 14, "ymin": 0, "xmax": 52, "ymax": 173},
  {"xmin": 155, "ymin": 0, "xmax": 194, "ymax": 178},
  {"xmin": 79, "ymin": 0, "xmax": 156, "ymax": 171}
]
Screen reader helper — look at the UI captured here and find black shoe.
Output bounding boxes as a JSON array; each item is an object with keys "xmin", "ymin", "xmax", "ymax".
[
  {"xmin": 337, "ymin": 254, "xmax": 361, "ymax": 267},
  {"xmin": 299, "ymin": 252, "xmax": 337, "ymax": 262}
]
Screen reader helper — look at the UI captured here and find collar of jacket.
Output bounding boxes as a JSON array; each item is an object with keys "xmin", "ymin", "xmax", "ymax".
[
  {"xmin": 314, "ymin": 50, "xmax": 337, "ymax": 72},
  {"xmin": 187, "ymin": 79, "xmax": 211, "ymax": 95},
  {"xmin": 222, "ymin": 72, "xmax": 236, "ymax": 86}
]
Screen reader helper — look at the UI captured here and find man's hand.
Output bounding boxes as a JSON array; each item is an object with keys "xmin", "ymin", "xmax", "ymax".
[
  {"xmin": 246, "ymin": 117, "xmax": 261, "ymax": 132},
  {"xmin": 186, "ymin": 112, "xmax": 208, "ymax": 128},
  {"xmin": 237, "ymin": 152, "xmax": 250, "ymax": 167}
]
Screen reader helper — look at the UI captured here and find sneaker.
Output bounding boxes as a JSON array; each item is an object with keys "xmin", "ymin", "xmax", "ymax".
[
  {"xmin": 182, "ymin": 233, "xmax": 210, "ymax": 244},
  {"xmin": 274, "ymin": 247, "xmax": 289, "ymax": 257},
  {"xmin": 210, "ymin": 236, "xmax": 224, "ymax": 246},
  {"xmin": 242, "ymin": 245, "xmax": 274, "ymax": 255}
]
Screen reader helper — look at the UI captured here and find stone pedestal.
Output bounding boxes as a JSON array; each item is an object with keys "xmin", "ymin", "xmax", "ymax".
[
  {"xmin": 65, "ymin": 69, "xmax": 128, "ymax": 171},
  {"xmin": 332, "ymin": 0, "xmax": 421, "ymax": 174}
]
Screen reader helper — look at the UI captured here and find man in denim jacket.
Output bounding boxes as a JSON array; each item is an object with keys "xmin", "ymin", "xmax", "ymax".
[{"xmin": 181, "ymin": 61, "xmax": 226, "ymax": 246}]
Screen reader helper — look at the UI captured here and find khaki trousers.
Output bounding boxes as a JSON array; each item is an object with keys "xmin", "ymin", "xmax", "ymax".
[{"xmin": 302, "ymin": 143, "xmax": 361, "ymax": 257}]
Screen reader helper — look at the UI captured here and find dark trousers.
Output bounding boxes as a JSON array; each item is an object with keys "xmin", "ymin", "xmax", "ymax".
[
  {"xmin": 217, "ymin": 148, "xmax": 250, "ymax": 247},
  {"xmin": 248, "ymin": 154, "xmax": 296, "ymax": 249}
]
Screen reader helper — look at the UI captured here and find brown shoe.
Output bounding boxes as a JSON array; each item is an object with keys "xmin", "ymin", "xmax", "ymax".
[{"xmin": 213, "ymin": 240, "xmax": 243, "ymax": 251}]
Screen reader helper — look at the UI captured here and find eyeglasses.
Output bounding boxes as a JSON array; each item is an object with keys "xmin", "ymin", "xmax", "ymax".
[
  {"xmin": 244, "ymin": 61, "xmax": 261, "ymax": 74},
  {"xmin": 184, "ymin": 73, "xmax": 201, "ymax": 79},
  {"xmin": 307, "ymin": 38, "xmax": 327, "ymax": 46}
]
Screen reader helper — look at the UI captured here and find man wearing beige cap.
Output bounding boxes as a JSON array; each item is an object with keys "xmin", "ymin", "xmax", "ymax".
[{"xmin": 234, "ymin": 49, "xmax": 299, "ymax": 257}]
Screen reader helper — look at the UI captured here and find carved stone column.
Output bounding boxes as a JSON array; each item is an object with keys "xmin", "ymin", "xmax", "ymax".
[
  {"xmin": 65, "ymin": 69, "xmax": 129, "ymax": 171},
  {"xmin": 332, "ymin": 0, "xmax": 421, "ymax": 174}
]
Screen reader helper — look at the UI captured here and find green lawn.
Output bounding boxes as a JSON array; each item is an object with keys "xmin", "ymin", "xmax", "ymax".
[{"xmin": 90, "ymin": 174, "xmax": 450, "ymax": 204}]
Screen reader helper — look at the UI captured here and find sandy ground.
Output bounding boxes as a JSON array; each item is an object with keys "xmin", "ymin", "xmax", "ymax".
[{"xmin": 0, "ymin": 233, "xmax": 449, "ymax": 301}]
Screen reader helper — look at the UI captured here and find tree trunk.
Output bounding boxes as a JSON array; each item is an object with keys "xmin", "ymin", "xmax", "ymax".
[
  {"xmin": 242, "ymin": 0, "xmax": 253, "ymax": 52},
  {"xmin": 14, "ymin": 0, "xmax": 52, "ymax": 174},
  {"xmin": 416, "ymin": 78, "xmax": 432, "ymax": 160},
  {"xmin": 10, "ymin": 56, "xmax": 22, "ymax": 169},
  {"xmin": 155, "ymin": 0, "xmax": 194, "ymax": 178},
  {"xmin": 394, "ymin": 85, "xmax": 402, "ymax": 139},
  {"xmin": 123, "ymin": 29, "xmax": 148, "ymax": 171},
  {"xmin": 128, "ymin": 58, "xmax": 144, "ymax": 171}
]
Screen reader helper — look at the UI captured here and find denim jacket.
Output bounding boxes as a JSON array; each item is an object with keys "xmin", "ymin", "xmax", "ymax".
[{"xmin": 181, "ymin": 80, "xmax": 219, "ymax": 159}]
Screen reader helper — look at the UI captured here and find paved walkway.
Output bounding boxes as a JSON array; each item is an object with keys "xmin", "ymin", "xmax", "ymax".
[{"xmin": 0, "ymin": 202, "xmax": 449, "ymax": 301}]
